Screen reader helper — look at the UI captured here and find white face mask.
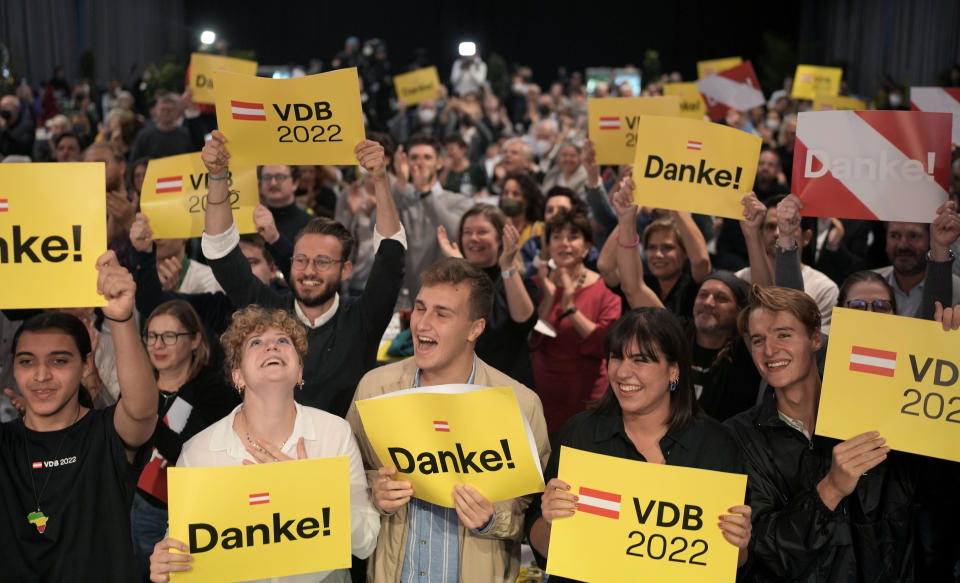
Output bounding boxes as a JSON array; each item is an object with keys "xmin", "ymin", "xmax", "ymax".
[
  {"xmin": 512, "ymin": 83, "xmax": 526, "ymax": 94},
  {"xmin": 889, "ymin": 94, "xmax": 903, "ymax": 107},
  {"xmin": 535, "ymin": 139, "xmax": 553, "ymax": 156},
  {"xmin": 418, "ymin": 109, "xmax": 436, "ymax": 124},
  {"xmin": 764, "ymin": 119, "xmax": 780, "ymax": 131}
]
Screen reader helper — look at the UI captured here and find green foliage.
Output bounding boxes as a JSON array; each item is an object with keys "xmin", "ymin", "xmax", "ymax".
[
  {"xmin": 488, "ymin": 52, "xmax": 509, "ymax": 100},
  {"xmin": 642, "ymin": 49, "xmax": 661, "ymax": 87}
]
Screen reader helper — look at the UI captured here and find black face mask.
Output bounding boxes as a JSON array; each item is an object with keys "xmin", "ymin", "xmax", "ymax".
[
  {"xmin": 537, "ymin": 105, "xmax": 552, "ymax": 118},
  {"xmin": 499, "ymin": 197, "xmax": 524, "ymax": 218}
]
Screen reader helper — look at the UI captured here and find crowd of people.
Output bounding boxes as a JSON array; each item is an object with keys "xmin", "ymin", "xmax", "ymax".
[{"xmin": 2, "ymin": 38, "xmax": 960, "ymax": 583}]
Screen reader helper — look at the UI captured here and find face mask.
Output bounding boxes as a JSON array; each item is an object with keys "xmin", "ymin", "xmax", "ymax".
[
  {"xmin": 537, "ymin": 105, "xmax": 552, "ymax": 118},
  {"xmin": 764, "ymin": 119, "xmax": 780, "ymax": 131},
  {"xmin": 418, "ymin": 109, "xmax": 436, "ymax": 124},
  {"xmin": 499, "ymin": 197, "xmax": 524, "ymax": 217},
  {"xmin": 535, "ymin": 139, "xmax": 553, "ymax": 156},
  {"xmin": 889, "ymin": 94, "xmax": 903, "ymax": 107},
  {"xmin": 512, "ymin": 83, "xmax": 526, "ymax": 94}
]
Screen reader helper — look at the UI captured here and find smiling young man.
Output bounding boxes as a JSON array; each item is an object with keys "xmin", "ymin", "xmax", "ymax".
[
  {"xmin": 199, "ymin": 131, "xmax": 405, "ymax": 417},
  {"xmin": 346, "ymin": 258, "xmax": 550, "ymax": 583},
  {"xmin": 0, "ymin": 251, "xmax": 157, "ymax": 581},
  {"xmin": 725, "ymin": 285, "xmax": 919, "ymax": 583}
]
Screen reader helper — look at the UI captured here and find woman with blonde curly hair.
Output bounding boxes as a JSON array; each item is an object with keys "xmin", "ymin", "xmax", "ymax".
[{"xmin": 148, "ymin": 305, "xmax": 379, "ymax": 582}]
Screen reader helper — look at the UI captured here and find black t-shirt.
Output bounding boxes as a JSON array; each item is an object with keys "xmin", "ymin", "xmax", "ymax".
[
  {"xmin": 0, "ymin": 406, "xmax": 149, "ymax": 582},
  {"xmin": 690, "ymin": 337, "xmax": 763, "ymax": 422},
  {"xmin": 475, "ymin": 265, "xmax": 539, "ymax": 388},
  {"xmin": 644, "ymin": 266, "xmax": 698, "ymax": 325}
]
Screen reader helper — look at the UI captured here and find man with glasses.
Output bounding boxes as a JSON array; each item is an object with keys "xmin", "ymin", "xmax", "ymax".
[
  {"xmin": 257, "ymin": 164, "xmax": 313, "ymax": 242},
  {"xmin": 199, "ymin": 131, "xmax": 405, "ymax": 417}
]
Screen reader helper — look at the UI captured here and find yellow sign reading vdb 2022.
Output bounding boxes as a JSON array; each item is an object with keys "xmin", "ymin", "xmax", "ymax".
[
  {"xmin": 631, "ymin": 115, "xmax": 762, "ymax": 219},
  {"xmin": 0, "ymin": 163, "xmax": 106, "ymax": 309},
  {"xmin": 817, "ymin": 307, "xmax": 960, "ymax": 463},
  {"xmin": 213, "ymin": 67, "xmax": 366, "ymax": 166},
  {"xmin": 588, "ymin": 96, "xmax": 682, "ymax": 165},
  {"xmin": 355, "ymin": 385, "xmax": 545, "ymax": 507},
  {"xmin": 188, "ymin": 53, "xmax": 258, "ymax": 105},
  {"xmin": 168, "ymin": 456, "xmax": 351, "ymax": 582},
  {"xmin": 394, "ymin": 66, "xmax": 441, "ymax": 105},
  {"xmin": 140, "ymin": 152, "xmax": 258, "ymax": 239},
  {"xmin": 547, "ymin": 447, "xmax": 746, "ymax": 583}
]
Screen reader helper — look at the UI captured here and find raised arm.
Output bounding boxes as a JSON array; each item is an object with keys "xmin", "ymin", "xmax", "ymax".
[
  {"xmin": 920, "ymin": 200, "xmax": 960, "ymax": 319},
  {"xmin": 200, "ymin": 130, "xmax": 234, "ymax": 235},
  {"xmin": 671, "ymin": 210, "xmax": 711, "ymax": 283},
  {"xmin": 740, "ymin": 192, "xmax": 773, "ymax": 287},
  {"xmin": 499, "ymin": 223, "xmax": 535, "ymax": 323},
  {"xmin": 355, "ymin": 139, "xmax": 403, "ymax": 240},
  {"xmin": 773, "ymin": 194, "xmax": 805, "ymax": 291},
  {"xmin": 97, "ymin": 251, "xmax": 157, "ymax": 461},
  {"xmin": 612, "ymin": 177, "xmax": 663, "ymax": 308}
]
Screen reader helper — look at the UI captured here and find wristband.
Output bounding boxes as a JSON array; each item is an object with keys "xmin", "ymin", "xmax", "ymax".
[
  {"xmin": 558, "ymin": 305, "xmax": 578, "ymax": 321},
  {"xmin": 616, "ymin": 232, "xmax": 640, "ymax": 248},
  {"xmin": 502, "ymin": 267, "xmax": 515, "ymax": 280},
  {"xmin": 206, "ymin": 196, "xmax": 231, "ymax": 205},
  {"xmin": 208, "ymin": 173, "xmax": 229, "ymax": 181},
  {"xmin": 102, "ymin": 312, "xmax": 133, "ymax": 323}
]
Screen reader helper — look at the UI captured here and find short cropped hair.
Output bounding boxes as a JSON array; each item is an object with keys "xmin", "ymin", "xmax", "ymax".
[
  {"xmin": 257, "ymin": 165, "xmax": 301, "ymax": 182},
  {"xmin": 239, "ymin": 233, "xmax": 275, "ymax": 267},
  {"xmin": 293, "ymin": 217, "xmax": 354, "ymax": 261},
  {"xmin": 407, "ymin": 133, "xmax": 442, "ymax": 156},
  {"xmin": 220, "ymin": 305, "xmax": 308, "ymax": 375},
  {"xmin": 419, "ymin": 258, "xmax": 494, "ymax": 320},
  {"xmin": 737, "ymin": 284, "xmax": 821, "ymax": 338}
]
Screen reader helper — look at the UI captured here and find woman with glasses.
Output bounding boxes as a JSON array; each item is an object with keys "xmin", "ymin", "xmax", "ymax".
[
  {"xmin": 836, "ymin": 272, "xmax": 897, "ymax": 314},
  {"xmin": 131, "ymin": 300, "xmax": 239, "ymax": 581}
]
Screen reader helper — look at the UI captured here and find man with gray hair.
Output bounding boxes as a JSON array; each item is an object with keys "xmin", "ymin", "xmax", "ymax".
[{"xmin": 491, "ymin": 137, "xmax": 535, "ymax": 193}]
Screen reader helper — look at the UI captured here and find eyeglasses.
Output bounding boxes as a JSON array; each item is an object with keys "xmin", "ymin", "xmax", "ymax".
[
  {"xmin": 290, "ymin": 254, "xmax": 345, "ymax": 271},
  {"xmin": 845, "ymin": 299, "xmax": 894, "ymax": 314},
  {"xmin": 142, "ymin": 331, "xmax": 193, "ymax": 346},
  {"xmin": 261, "ymin": 173, "xmax": 292, "ymax": 183}
]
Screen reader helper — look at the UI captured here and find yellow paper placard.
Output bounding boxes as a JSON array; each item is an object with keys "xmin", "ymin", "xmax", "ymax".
[
  {"xmin": 812, "ymin": 94, "xmax": 866, "ymax": 112},
  {"xmin": 394, "ymin": 66, "xmax": 441, "ymax": 106},
  {"xmin": 548, "ymin": 447, "xmax": 746, "ymax": 583},
  {"xmin": 188, "ymin": 53, "xmax": 258, "ymax": 105},
  {"xmin": 0, "ymin": 163, "xmax": 106, "ymax": 309},
  {"xmin": 792, "ymin": 65, "xmax": 843, "ymax": 100},
  {"xmin": 697, "ymin": 57, "xmax": 743, "ymax": 79},
  {"xmin": 588, "ymin": 96, "xmax": 682, "ymax": 165},
  {"xmin": 140, "ymin": 153, "xmax": 258, "ymax": 239},
  {"xmin": 213, "ymin": 68, "xmax": 365, "ymax": 166},
  {"xmin": 355, "ymin": 386, "xmax": 545, "ymax": 507},
  {"xmin": 631, "ymin": 115, "xmax": 762, "ymax": 218},
  {"xmin": 168, "ymin": 456, "xmax": 351, "ymax": 582},
  {"xmin": 663, "ymin": 82, "xmax": 706, "ymax": 119},
  {"xmin": 817, "ymin": 307, "xmax": 960, "ymax": 463}
]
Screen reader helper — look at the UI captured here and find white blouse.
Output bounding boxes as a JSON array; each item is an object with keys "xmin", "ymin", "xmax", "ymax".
[{"xmin": 179, "ymin": 403, "xmax": 380, "ymax": 582}]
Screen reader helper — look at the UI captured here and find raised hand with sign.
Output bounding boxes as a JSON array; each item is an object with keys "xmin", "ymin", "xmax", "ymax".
[
  {"xmin": 739, "ymin": 191, "xmax": 773, "ymax": 287},
  {"xmin": 930, "ymin": 200, "xmax": 960, "ymax": 261},
  {"xmin": 815, "ymin": 431, "xmax": 889, "ymax": 511},
  {"xmin": 611, "ymin": 176, "xmax": 662, "ymax": 309}
]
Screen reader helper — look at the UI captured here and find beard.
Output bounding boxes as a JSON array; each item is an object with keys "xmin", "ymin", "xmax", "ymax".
[{"xmin": 292, "ymin": 275, "xmax": 340, "ymax": 307}]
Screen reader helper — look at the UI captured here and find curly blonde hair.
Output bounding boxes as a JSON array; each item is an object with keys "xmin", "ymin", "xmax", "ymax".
[{"xmin": 220, "ymin": 305, "xmax": 308, "ymax": 373}]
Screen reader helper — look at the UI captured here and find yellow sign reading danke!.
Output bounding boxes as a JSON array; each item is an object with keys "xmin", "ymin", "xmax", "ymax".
[
  {"xmin": 0, "ymin": 163, "xmax": 106, "ymax": 309},
  {"xmin": 213, "ymin": 68, "xmax": 366, "ymax": 166},
  {"xmin": 188, "ymin": 53, "xmax": 258, "ymax": 105}
]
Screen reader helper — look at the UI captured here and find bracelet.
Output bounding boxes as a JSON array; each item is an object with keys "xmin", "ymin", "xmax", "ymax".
[
  {"xmin": 102, "ymin": 312, "xmax": 133, "ymax": 323},
  {"xmin": 206, "ymin": 196, "xmax": 231, "ymax": 205},
  {"xmin": 558, "ymin": 305, "xmax": 578, "ymax": 321},
  {"xmin": 616, "ymin": 232, "xmax": 640, "ymax": 248},
  {"xmin": 208, "ymin": 173, "xmax": 229, "ymax": 181}
]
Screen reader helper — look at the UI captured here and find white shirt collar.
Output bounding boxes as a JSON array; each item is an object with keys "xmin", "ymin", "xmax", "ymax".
[
  {"xmin": 295, "ymin": 293, "xmax": 340, "ymax": 328},
  {"xmin": 208, "ymin": 402, "xmax": 316, "ymax": 462}
]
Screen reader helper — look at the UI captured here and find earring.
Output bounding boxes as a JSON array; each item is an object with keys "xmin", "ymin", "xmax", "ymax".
[
  {"xmin": 668, "ymin": 379, "xmax": 678, "ymax": 392},
  {"xmin": 297, "ymin": 379, "xmax": 304, "ymax": 391},
  {"xmin": 235, "ymin": 383, "xmax": 245, "ymax": 396}
]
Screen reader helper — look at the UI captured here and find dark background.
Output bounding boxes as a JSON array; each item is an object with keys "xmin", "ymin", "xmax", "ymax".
[{"xmin": 2, "ymin": 0, "xmax": 959, "ymax": 98}]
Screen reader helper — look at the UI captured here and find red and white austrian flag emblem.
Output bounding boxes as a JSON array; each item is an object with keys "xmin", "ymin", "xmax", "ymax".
[
  {"xmin": 154, "ymin": 176, "xmax": 183, "ymax": 193},
  {"xmin": 248, "ymin": 492, "xmax": 270, "ymax": 505},
  {"xmin": 0, "ymin": 198, "xmax": 8, "ymax": 212},
  {"xmin": 848, "ymin": 345, "xmax": 896, "ymax": 377},
  {"xmin": 686, "ymin": 140, "xmax": 702, "ymax": 150},
  {"xmin": 910, "ymin": 87, "xmax": 960, "ymax": 145},
  {"xmin": 598, "ymin": 117, "xmax": 620, "ymax": 130},
  {"xmin": 31, "ymin": 461, "xmax": 42, "ymax": 469},
  {"xmin": 577, "ymin": 486, "xmax": 621, "ymax": 519},
  {"xmin": 231, "ymin": 100, "xmax": 267, "ymax": 121},
  {"xmin": 433, "ymin": 420, "xmax": 450, "ymax": 432}
]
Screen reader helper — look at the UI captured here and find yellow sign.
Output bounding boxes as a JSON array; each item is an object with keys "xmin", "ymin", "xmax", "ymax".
[
  {"xmin": 663, "ymin": 82, "xmax": 706, "ymax": 120},
  {"xmin": 812, "ymin": 94, "xmax": 866, "ymax": 112},
  {"xmin": 547, "ymin": 447, "xmax": 746, "ymax": 583},
  {"xmin": 168, "ymin": 457, "xmax": 352, "ymax": 582},
  {"xmin": 0, "ymin": 163, "xmax": 106, "ymax": 309},
  {"xmin": 697, "ymin": 57, "xmax": 743, "ymax": 79},
  {"xmin": 213, "ymin": 67, "xmax": 366, "ymax": 166},
  {"xmin": 792, "ymin": 65, "xmax": 843, "ymax": 100},
  {"xmin": 588, "ymin": 96, "xmax": 683, "ymax": 165},
  {"xmin": 188, "ymin": 53, "xmax": 258, "ymax": 105},
  {"xmin": 394, "ymin": 66, "xmax": 441, "ymax": 106},
  {"xmin": 817, "ymin": 307, "xmax": 960, "ymax": 463},
  {"xmin": 355, "ymin": 386, "xmax": 545, "ymax": 507},
  {"xmin": 140, "ymin": 153, "xmax": 258, "ymax": 239},
  {"xmin": 631, "ymin": 115, "xmax": 762, "ymax": 219}
]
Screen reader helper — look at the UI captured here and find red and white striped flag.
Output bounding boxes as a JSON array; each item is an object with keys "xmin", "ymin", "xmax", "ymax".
[
  {"xmin": 231, "ymin": 100, "xmax": 267, "ymax": 121},
  {"xmin": 598, "ymin": 117, "xmax": 620, "ymax": 131},
  {"xmin": 0, "ymin": 198, "xmax": 8, "ymax": 212},
  {"xmin": 910, "ymin": 87, "xmax": 960, "ymax": 145},
  {"xmin": 433, "ymin": 420, "xmax": 450, "ymax": 432},
  {"xmin": 248, "ymin": 492, "xmax": 270, "ymax": 505},
  {"xmin": 155, "ymin": 176, "xmax": 183, "ymax": 193},
  {"xmin": 31, "ymin": 461, "xmax": 42, "ymax": 469},
  {"xmin": 849, "ymin": 345, "xmax": 897, "ymax": 377},
  {"xmin": 696, "ymin": 61, "xmax": 765, "ymax": 122},
  {"xmin": 686, "ymin": 140, "xmax": 702, "ymax": 150},
  {"xmin": 577, "ymin": 486, "xmax": 621, "ymax": 519}
]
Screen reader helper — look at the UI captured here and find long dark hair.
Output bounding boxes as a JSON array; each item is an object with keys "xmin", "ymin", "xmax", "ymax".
[
  {"xmin": 12, "ymin": 311, "xmax": 94, "ymax": 409},
  {"xmin": 837, "ymin": 271, "xmax": 897, "ymax": 312},
  {"xmin": 593, "ymin": 308, "xmax": 699, "ymax": 431}
]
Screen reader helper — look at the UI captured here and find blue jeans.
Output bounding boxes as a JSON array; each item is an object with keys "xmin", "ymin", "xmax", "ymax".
[{"xmin": 130, "ymin": 492, "xmax": 168, "ymax": 582}]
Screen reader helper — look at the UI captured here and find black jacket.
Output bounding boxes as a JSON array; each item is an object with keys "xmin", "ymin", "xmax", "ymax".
[{"xmin": 726, "ymin": 389, "xmax": 919, "ymax": 583}]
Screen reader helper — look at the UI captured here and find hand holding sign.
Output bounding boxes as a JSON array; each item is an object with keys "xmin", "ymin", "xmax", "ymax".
[
  {"xmin": 816, "ymin": 431, "xmax": 889, "ymax": 511},
  {"xmin": 775, "ymin": 194, "xmax": 803, "ymax": 249},
  {"xmin": 201, "ymin": 130, "xmax": 230, "ymax": 176},
  {"xmin": 354, "ymin": 140, "xmax": 387, "ymax": 179},
  {"xmin": 931, "ymin": 200, "xmax": 960, "ymax": 259},
  {"xmin": 540, "ymin": 478, "xmax": 577, "ymax": 523},
  {"xmin": 452, "ymin": 484, "xmax": 494, "ymax": 529},
  {"xmin": 96, "ymin": 250, "xmax": 135, "ymax": 321},
  {"xmin": 149, "ymin": 537, "xmax": 193, "ymax": 582},
  {"xmin": 740, "ymin": 192, "xmax": 765, "ymax": 233},
  {"xmin": 718, "ymin": 505, "xmax": 752, "ymax": 567},
  {"xmin": 934, "ymin": 301, "xmax": 960, "ymax": 331},
  {"xmin": 373, "ymin": 466, "xmax": 413, "ymax": 513}
]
